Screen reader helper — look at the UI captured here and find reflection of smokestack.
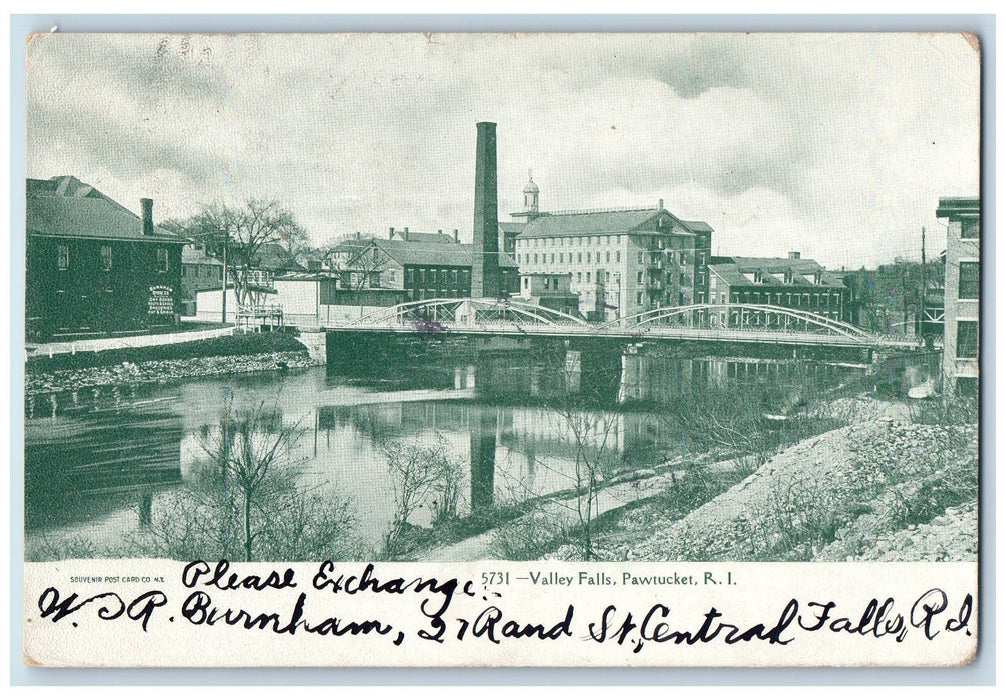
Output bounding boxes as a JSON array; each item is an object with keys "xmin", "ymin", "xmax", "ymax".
[
  {"xmin": 141, "ymin": 198, "xmax": 154, "ymax": 235},
  {"xmin": 472, "ymin": 122, "xmax": 501, "ymax": 298}
]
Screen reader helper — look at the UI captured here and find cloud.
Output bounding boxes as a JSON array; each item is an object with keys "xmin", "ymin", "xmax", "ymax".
[{"xmin": 25, "ymin": 32, "xmax": 980, "ymax": 267}]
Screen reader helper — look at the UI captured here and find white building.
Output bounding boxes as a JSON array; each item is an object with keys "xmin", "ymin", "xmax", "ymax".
[
  {"xmin": 512, "ymin": 192, "xmax": 712, "ymax": 322},
  {"xmin": 937, "ymin": 197, "xmax": 980, "ymax": 396}
]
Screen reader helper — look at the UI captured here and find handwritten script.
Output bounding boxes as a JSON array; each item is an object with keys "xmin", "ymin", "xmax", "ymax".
[{"xmin": 35, "ymin": 560, "xmax": 974, "ymax": 654}]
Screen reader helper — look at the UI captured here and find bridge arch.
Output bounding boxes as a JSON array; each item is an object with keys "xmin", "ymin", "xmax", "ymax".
[
  {"xmin": 598, "ymin": 303, "xmax": 877, "ymax": 341},
  {"xmin": 339, "ymin": 297, "xmax": 591, "ymax": 330}
]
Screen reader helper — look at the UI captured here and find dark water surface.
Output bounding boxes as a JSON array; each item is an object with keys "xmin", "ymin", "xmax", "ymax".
[{"xmin": 24, "ymin": 339, "xmax": 861, "ymax": 558}]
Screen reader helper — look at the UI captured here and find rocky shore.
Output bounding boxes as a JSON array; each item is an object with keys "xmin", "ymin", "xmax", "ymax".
[
  {"xmin": 565, "ymin": 398, "xmax": 978, "ymax": 563},
  {"xmin": 25, "ymin": 350, "xmax": 312, "ymax": 396}
]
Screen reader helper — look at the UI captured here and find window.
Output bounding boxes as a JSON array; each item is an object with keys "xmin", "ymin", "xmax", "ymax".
[
  {"xmin": 961, "ymin": 221, "xmax": 978, "ymax": 239},
  {"xmin": 959, "ymin": 262, "xmax": 979, "ymax": 299},
  {"xmin": 577, "ymin": 272, "xmax": 582, "ymax": 282},
  {"xmin": 370, "ymin": 271, "xmax": 381, "ymax": 288},
  {"xmin": 156, "ymin": 247, "xmax": 169, "ymax": 272},
  {"xmin": 586, "ymin": 253, "xmax": 591, "ymax": 263},
  {"xmin": 551, "ymin": 253, "xmax": 555, "ymax": 263},
  {"xmin": 559, "ymin": 253, "xmax": 563, "ymax": 264},
  {"xmin": 534, "ymin": 253, "xmax": 538, "ymax": 264},
  {"xmin": 586, "ymin": 272, "xmax": 591, "ymax": 282},
  {"xmin": 605, "ymin": 251, "xmax": 610, "ymax": 263},
  {"xmin": 637, "ymin": 271, "xmax": 644, "ymax": 284},
  {"xmin": 636, "ymin": 292, "xmax": 643, "ymax": 305},
  {"xmin": 638, "ymin": 252, "xmax": 644, "ymax": 264},
  {"xmin": 57, "ymin": 244, "xmax": 69, "ymax": 270},
  {"xmin": 100, "ymin": 245, "xmax": 113, "ymax": 271},
  {"xmin": 957, "ymin": 321, "xmax": 979, "ymax": 358},
  {"xmin": 577, "ymin": 253, "xmax": 582, "ymax": 263},
  {"xmin": 524, "ymin": 277, "xmax": 528, "ymax": 290}
]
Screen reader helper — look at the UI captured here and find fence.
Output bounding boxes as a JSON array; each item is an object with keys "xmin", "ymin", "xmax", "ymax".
[{"xmin": 26, "ymin": 325, "xmax": 236, "ymax": 359}]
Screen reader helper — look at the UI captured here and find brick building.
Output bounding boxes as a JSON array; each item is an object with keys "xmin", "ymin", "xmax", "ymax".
[
  {"xmin": 707, "ymin": 253, "xmax": 854, "ymax": 324},
  {"xmin": 332, "ymin": 228, "xmax": 519, "ymax": 301},
  {"xmin": 26, "ymin": 176, "xmax": 184, "ymax": 339}
]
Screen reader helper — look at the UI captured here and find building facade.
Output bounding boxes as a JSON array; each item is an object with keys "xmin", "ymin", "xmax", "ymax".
[
  {"xmin": 513, "ymin": 201, "xmax": 712, "ymax": 321},
  {"xmin": 333, "ymin": 228, "xmax": 519, "ymax": 302},
  {"xmin": 937, "ymin": 197, "xmax": 980, "ymax": 396},
  {"xmin": 180, "ymin": 244, "xmax": 224, "ymax": 316},
  {"xmin": 707, "ymin": 253, "xmax": 854, "ymax": 324},
  {"xmin": 26, "ymin": 176, "xmax": 184, "ymax": 339}
]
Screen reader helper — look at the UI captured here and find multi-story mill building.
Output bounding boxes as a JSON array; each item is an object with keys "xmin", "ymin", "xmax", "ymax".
[{"xmin": 509, "ymin": 177, "xmax": 712, "ymax": 321}]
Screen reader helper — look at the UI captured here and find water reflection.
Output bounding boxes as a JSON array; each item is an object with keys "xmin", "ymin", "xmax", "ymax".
[{"xmin": 24, "ymin": 341, "xmax": 864, "ymax": 558}]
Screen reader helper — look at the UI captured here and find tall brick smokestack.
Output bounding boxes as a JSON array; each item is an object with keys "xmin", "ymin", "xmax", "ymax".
[
  {"xmin": 472, "ymin": 122, "xmax": 501, "ymax": 298},
  {"xmin": 141, "ymin": 198, "xmax": 154, "ymax": 236}
]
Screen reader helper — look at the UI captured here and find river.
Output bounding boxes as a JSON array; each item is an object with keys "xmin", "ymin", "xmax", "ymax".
[{"xmin": 24, "ymin": 338, "xmax": 864, "ymax": 560}]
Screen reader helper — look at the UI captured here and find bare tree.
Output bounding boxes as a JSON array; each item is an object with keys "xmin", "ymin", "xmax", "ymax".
[
  {"xmin": 170, "ymin": 199, "xmax": 306, "ymax": 307},
  {"xmin": 382, "ymin": 433, "xmax": 466, "ymax": 557}
]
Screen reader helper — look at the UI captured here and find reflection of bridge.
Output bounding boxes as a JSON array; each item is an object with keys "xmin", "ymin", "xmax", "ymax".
[{"xmin": 333, "ymin": 297, "xmax": 920, "ymax": 349}]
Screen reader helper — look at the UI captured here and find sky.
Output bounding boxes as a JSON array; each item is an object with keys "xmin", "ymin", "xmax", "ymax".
[{"xmin": 25, "ymin": 32, "xmax": 980, "ymax": 268}]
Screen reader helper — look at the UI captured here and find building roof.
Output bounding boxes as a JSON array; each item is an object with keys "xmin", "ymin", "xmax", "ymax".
[
  {"xmin": 182, "ymin": 245, "xmax": 223, "ymax": 266},
  {"xmin": 248, "ymin": 243, "xmax": 307, "ymax": 273},
  {"xmin": 681, "ymin": 220, "xmax": 714, "ymax": 234},
  {"xmin": 392, "ymin": 230, "xmax": 458, "ymax": 246},
  {"xmin": 517, "ymin": 208, "xmax": 659, "ymax": 239},
  {"xmin": 337, "ymin": 236, "xmax": 517, "ymax": 269},
  {"xmin": 498, "ymin": 222, "xmax": 526, "ymax": 234},
  {"xmin": 936, "ymin": 197, "xmax": 980, "ymax": 219},
  {"xmin": 516, "ymin": 206, "xmax": 706, "ymax": 240},
  {"xmin": 27, "ymin": 176, "xmax": 182, "ymax": 244},
  {"xmin": 709, "ymin": 256, "xmax": 847, "ymax": 289}
]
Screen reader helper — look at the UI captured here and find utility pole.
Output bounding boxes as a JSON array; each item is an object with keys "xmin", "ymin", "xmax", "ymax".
[
  {"xmin": 221, "ymin": 230, "xmax": 229, "ymax": 325},
  {"xmin": 921, "ymin": 227, "xmax": 928, "ymax": 346}
]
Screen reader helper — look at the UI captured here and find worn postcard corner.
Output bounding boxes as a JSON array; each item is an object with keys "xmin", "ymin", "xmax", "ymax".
[{"xmin": 22, "ymin": 31, "xmax": 980, "ymax": 669}]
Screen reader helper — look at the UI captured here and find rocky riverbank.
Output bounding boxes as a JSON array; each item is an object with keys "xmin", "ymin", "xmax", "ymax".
[
  {"xmin": 25, "ymin": 333, "xmax": 313, "ymax": 397},
  {"xmin": 555, "ymin": 397, "xmax": 978, "ymax": 562}
]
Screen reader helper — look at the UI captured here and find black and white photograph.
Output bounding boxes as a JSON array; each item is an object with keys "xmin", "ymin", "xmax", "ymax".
[{"xmin": 20, "ymin": 30, "xmax": 982, "ymax": 668}]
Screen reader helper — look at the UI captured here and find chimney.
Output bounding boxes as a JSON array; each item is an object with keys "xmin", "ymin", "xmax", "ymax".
[
  {"xmin": 658, "ymin": 199, "xmax": 664, "ymax": 211},
  {"xmin": 788, "ymin": 251, "xmax": 801, "ymax": 259},
  {"xmin": 141, "ymin": 198, "xmax": 154, "ymax": 236},
  {"xmin": 472, "ymin": 121, "xmax": 501, "ymax": 298},
  {"xmin": 453, "ymin": 229, "xmax": 459, "ymax": 243},
  {"xmin": 389, "ymin": 227, "xmax": 395, "ymax": 240},
  {"xmin": 438, "ymin": 229, "xmax": 443, "ymax": 235},
  {"xmin": 355, "ymin": 231, "xmax": 361, "ymax": 240}
]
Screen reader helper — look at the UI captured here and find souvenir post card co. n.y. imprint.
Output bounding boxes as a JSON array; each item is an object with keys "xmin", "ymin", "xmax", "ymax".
[{"xmin": 22, "ymin": 31, "xmax": 981, "ymax": 667}]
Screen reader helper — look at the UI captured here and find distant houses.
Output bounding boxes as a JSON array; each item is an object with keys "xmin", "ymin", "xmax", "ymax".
[
  {"xmin": 26, "ymin": 176, "xmax": 185, "ymax": 340},
  {"xmin": 707, "ymin": 253, "xmax": 854, "ymax": 325}
]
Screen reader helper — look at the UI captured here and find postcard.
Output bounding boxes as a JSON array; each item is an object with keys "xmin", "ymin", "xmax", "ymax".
[{"xmin": 22, "ymin": 31, "xmax": 980, "ymax": 667}]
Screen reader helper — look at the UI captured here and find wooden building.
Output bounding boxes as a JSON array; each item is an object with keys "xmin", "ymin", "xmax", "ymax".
[{"xmin": 26, "ymin": 176, "xmax": 185, "ymax": 340}]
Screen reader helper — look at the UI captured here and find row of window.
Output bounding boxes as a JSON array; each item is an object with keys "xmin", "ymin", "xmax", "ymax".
[
  {"xmin": 719, "ymin": 290, "xmax": 844, "ymax": 307},
  {"xmin": 404, "ymin": 267, "xmax": 471, "ymax": 288},
  {"xmin": 523, "ymin": 250, "xmax": 623, "ymax": 266},
  {"xmin": 56, "ymin": 244, "xmax": 171, "ymax": 273},
  {"xmin": 181, "ymin": 265, "xmax": 220, "ymax": 279},
  {"xmin": 520, "ymin": 234, "xmax": 628, "ymax": 249}
]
